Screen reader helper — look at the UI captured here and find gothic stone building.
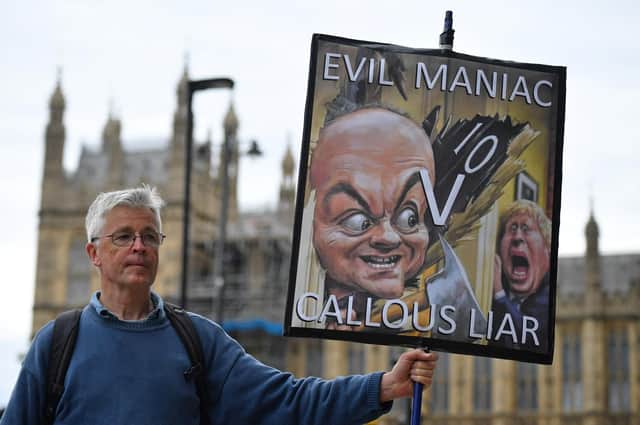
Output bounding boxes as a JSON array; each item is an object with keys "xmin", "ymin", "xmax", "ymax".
[{"xmin": 34, "ymin": 73, "xmax": 638, "ymax": 424}]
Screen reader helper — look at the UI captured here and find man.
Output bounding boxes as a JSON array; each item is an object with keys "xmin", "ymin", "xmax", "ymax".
[
  {"xmin": 492, "ymin": 199, "xmax": 551, "ymax": 351},
  {"xmin": 2, "ymin": 185, "xmax": 438, "ymax": 425},
  {"xmin": 309, "ymin": 107, "xmax": 435, "ymax": 324}
]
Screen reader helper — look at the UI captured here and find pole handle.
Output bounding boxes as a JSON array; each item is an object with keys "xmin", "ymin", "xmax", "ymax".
[
  {"xmin": 410, "ymin": 381, "xmax": 424, "ymax": 425},
  {"xmin": 410, "ymin": 346, "xmax": 430, "ymax": 425}
]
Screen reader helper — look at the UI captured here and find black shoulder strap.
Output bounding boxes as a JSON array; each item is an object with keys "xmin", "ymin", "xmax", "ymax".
[
  {"xmin": 44, "ymin": 309, "xmax": 82, "ymax": 425},
  {"xmin": 164, "ymin": 303, "xmax": 210, "ymax": 425}
]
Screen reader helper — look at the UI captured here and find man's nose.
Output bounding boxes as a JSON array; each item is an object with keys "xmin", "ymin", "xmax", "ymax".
[
  {"xmin": 369, "ymin": 220, "xmax": 401, "ymax": 250},
  {"xmin": 131, "ymin": 234, "xmax": 147, "ymax": 252},
  {"xmin": 511, "ymin": 229, "xmax": 525, "ymax": 246}
]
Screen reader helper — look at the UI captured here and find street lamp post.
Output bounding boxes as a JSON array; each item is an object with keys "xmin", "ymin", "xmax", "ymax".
[{"xmin": 180, "ymin": 77, "xmax": 234, "ymax": 309}]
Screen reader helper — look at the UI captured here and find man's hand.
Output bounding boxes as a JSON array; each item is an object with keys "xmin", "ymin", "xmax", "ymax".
[{"xmin": 379, "ymin": 349, "xmax": 438, "ymax": 402}]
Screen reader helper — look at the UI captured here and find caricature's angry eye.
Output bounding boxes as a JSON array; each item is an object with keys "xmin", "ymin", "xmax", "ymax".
[
  {"xmin": 395, "ymin": 207, "xmax": 418, "ymax": 232},
  {"xmin": 340, "ymin": 212, "xmax": 373, "ymax": 234}
]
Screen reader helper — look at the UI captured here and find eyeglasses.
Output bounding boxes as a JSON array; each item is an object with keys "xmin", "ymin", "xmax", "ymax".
[{"xmin": 91, "ymin": 231, "xmax": 166, "ymax": 248}]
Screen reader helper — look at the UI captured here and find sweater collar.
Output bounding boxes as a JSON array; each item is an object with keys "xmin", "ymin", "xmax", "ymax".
[{"xmin": 90, "ymin": 291, "xmax": 165, "ymax": 322}]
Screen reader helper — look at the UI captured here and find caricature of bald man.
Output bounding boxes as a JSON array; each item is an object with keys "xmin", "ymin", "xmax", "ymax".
[{"xmin": 310, "ymin": 107, "xmax": 435, "ymax": 308}]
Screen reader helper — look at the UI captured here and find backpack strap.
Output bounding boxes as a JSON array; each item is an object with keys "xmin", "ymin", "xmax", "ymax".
[
  {"xmin": 164, "ymin": 303, "xmax": 210, "ymax": 425},
  {"xmin": 44, "ymin": 309, "xmax": 82, "ymax": 425}
]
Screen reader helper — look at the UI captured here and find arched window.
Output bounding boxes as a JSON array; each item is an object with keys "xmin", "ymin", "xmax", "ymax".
[
  {"xmin": 430, "ymin": 353, "xmax": 449, "ymax": 414},
  {"xmin": 562, "ymin": 333, "xmax": 582, "ymax": 412},
  {"xmin": 608, "ymin": 328, "xmax": 630, "ymax": 412},
  {"xmin": 306, "ymin": 339, "xmax": 324, "ymax": 378},
  {"xmin": 347, "ymin": 343, "xmax": 365, "ymax": 375},
  {"xmin": 517, "ymin": 361, "xmax": 538, "ymax": 410},
  {"xmin": 473, "ymin": 356, "xmax": 492, "ymax": 412},
  {"xmin": 67, "ymin": 237, "xmax": 91, "ymax": 306}
]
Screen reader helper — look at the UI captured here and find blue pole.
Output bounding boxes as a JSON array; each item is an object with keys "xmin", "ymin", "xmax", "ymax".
[
  {"xmin": 410, "ymin": 381, "xmax": 423, "ymax": 425},
  {"xmin": 410, "ymin": 346, "xmax": 430, "ymax": 425}
]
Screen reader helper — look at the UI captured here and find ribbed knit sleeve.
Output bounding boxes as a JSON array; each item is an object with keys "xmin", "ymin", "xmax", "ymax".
[
  {"xmin": 190, "ymin": 314, "xmax": 393, "ymax": 425},
  {"xmin": 1, "ymin": 321, "xmax": 54, "ymax": 425}
]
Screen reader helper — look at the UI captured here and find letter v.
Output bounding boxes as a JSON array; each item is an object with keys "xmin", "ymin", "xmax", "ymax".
[
  {"xmin": 419, "ymin": 169, "xmax": 465, "ymax": 226},
  {"xmin": 344, "ymin": 55, "xmax": 367, "ymax": 81}
]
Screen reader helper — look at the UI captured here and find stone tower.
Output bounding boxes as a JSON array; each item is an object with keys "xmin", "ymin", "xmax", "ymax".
[
  {"xmin": 102, "ymin": 112, "xmax": 124, "ymax": 189},
  {"xmin": 585, "ymin": 207, "xmax": 601, "ymax": 293},
  {"xmin": 166, "ymin": 64, "xmax": 189, "ymax": 203},
  {"xmin": 582, "ymin": 209, "xmax": 607, "ymax": 425},
  {"xmin": 221, "ymin": 102, "xmax": 240, "ymax": 223},
  {"xmin": 42, "ymin": 74, "xmax": 66, "ymax": 209},
  {"xmin": 278, "ymin": 141, "xmax": 296, "ymax": 219}
]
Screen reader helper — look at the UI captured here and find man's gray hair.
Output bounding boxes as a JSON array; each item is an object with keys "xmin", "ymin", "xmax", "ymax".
[{"xmin": 85, "ymin": 184, "xmax": 165, "ymax": 242}]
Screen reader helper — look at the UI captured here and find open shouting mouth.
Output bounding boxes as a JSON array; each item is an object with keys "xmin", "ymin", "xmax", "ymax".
[
  {"xmin": 361, "ymin": 255, "xmax": 400, "ymax": 270},
  {"xmin": 510, "ymin": 254, "xmax": 530, "ymax": 281}
]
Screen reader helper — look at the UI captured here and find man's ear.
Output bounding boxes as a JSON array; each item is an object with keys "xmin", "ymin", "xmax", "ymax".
[{"xmin": 86, "ymin": 242, "xmax": 101, "ymax": 267}]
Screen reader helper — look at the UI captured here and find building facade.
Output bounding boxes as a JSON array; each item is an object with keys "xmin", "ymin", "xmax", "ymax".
[{"xmin": 33, "ymin": 73, "xmax": 638, "ymax": 425}]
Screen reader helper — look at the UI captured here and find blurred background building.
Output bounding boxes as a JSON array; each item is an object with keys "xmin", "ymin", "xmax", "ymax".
[{"xmin": 31, "ymin": 72, "xmax": 639, "ymax": 425}]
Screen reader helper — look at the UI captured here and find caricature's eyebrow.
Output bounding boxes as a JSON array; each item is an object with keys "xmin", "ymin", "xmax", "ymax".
[
  {"xmin": 394, "ymin": 171, "xmax": 422, "ymax": 212},
  {"xmin": 322, "ymin": 182, "xmax": 371, "ymax": 215}
]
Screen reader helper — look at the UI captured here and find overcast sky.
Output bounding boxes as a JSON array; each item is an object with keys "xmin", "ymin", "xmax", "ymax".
[{"xmin": 1, "ymin": 0, "xmax": 639, "ymax": 405}]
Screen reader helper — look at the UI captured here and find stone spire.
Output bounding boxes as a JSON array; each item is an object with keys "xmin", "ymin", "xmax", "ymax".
[
  {"xmin": 42, "ymin": 72, "xmax": 67, "ymax": 208},
  {"xmin": 282, "ymin": 142, "xmax": 295, "ymax": 177},
  {"xmin": 223, "ymin": 102, "xmax": 239, "ymax": 138},
  {"xmin": 172, "ymin": 63, "xmax": 189, "ymax": 150},
  {"xmin": 585, "ymin": 201, "xmax": 599, "ymax": 260},
  {"xmin": 102, "ymin": 107, "xmax": 124, "ymax": 188},
  {"xmin": 221, "ymin": 102, "xmax": 239, "ymax": 221},
  {"xmin": 49, "ymin": 71, "xmax": 66, "ymax": 114},
  {"xmin": 585, "ymin": 201, "xmax": 602, "ymax": 308},
  {"xmin": 102, "ymin": 108, "xmax": 122, "ymax": 151},
  {"xmin": 45, "ymin": 72, "xmax": 66, "ymax": 167},
  {"xmin": 177, "ymin": 63, "xmax": 189, "ymax": 106},
  {"xmin": 278, "ymin": 137, "xmax": 296, "ymax": 219},
  {"xmin": 167, "ymin": 62, "xmax": 190, "ymax": 202}
]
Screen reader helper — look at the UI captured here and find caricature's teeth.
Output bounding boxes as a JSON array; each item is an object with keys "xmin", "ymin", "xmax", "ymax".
[
  {"xmin": 511, "ymin": 254, "xmax": 529, "ymax": 278},
  {"xmin": 361, "ymin": 255, "xmax": 400, "ymax": 269}
]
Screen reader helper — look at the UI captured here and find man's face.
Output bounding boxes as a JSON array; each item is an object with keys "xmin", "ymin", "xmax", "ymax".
[
  {"xmin": 86, "ymin": 206, "xmax": 160, "ymax": 290},
  {"xmin": 310, "ymin": 108, "xmax": 435, "ymax": 299},
  {"xmin": 499, "ymin": 212, "xmax": 549, "ymax": 297}
]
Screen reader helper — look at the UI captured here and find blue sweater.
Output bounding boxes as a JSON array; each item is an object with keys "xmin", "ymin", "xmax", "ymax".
[{"xmin": 2, "ymin": 292, "xmax": 391, "ymax": 425}]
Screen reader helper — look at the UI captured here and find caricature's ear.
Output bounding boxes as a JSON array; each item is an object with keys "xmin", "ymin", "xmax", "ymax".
[
  {"xmin": 544, "ymin": 245, "xmax": 551, "ymax": 267},
  {"xmin": 86, "ymin": 242, "xmax": 101, "ymax": 267}
]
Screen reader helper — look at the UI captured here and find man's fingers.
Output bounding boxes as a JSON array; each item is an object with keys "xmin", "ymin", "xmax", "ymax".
[
  {"xmin": 411, "ymin": 362, "xmax": 436, "ymax": 373},
  {"xmin": 405, "ymin": 350, "xmax": 437, "ymax": 389},
  {"xmin": 402, "ymin": 349, "xmax": 438, "ymax": 363},
  {"xmin": 411, "ymin": 361, "xmax": 436, "ymax": 378},
  {"xmin": 411, "ymin": 374, "xmax": 433, "ymax": 387}
]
